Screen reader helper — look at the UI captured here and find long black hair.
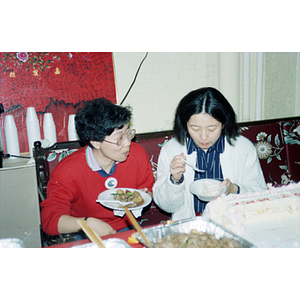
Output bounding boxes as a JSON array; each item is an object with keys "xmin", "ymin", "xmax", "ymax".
[
  {"xmin": 173, "ymin": 87, "xmax": 240, "ymax": 145},
  {"xmin": 75, "ymin": 98, "xmax": 132, "ymax": 146}
]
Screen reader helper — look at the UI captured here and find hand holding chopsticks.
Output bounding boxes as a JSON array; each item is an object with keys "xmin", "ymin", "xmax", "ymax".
[
  {"xmin": 77, "ymin": 218, "xmax": 105, "ymax": 248},
  {"xmin": 124, "ymin": 207, "xmax": 152, "ymax": 247}
]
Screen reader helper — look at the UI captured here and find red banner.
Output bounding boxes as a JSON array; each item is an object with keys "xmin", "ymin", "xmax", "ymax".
[{"xmin": 0, "ymin": 52, "xmax": 116, "ymax": 153}]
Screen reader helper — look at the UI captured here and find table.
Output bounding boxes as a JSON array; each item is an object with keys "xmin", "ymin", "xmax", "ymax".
[
  {"xmin": 47, "ymin": 228, "xmax": 145, "ymax": 248},
  {"xmin": 48, "ymin": 183, "xmax": 300, "ymax": 249}
]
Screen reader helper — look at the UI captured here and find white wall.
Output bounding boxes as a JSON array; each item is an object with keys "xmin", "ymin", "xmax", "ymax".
[
  {"xmin": 113, "ymin": 52, "xmax": 300, "ymax": 134},
  {"xmin": 113, "ymin": 52, "xmax": 214, "ymax": 133},
  {"xmin": 263, "ymin": 52, "xmax": 300, "ymax": 119}
]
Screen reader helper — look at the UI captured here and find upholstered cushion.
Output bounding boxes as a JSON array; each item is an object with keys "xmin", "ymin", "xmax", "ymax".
[
  {"xmin": 240, "ymin": 123, "xmax": 290, "ymax": 185},
  {"xmin": 136, "ymin": 135, "xmax": 173, "ymax": 180},
  {"xmin": 279, "ymin": 119, "xmax": 300, "ymax": 183},
  {"xmin": 44, "ymin": 149, "xmax": 79, "ymax": 182},
  {"xmin": 136, "ymin": 135, "xmax": 173, "ymax": 225},
  {"xmin": 137, "ymin": 202, "xmax": 171, "ymax": 227}
]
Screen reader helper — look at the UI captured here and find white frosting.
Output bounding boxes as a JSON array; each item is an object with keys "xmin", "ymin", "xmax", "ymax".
[
  {"xmin": 205, "ymin": 192, "xmax": 300, "ymax": 222},
  {"xmin": 203, "ymin": 182, "xmax": 300, "ymax": 247}
]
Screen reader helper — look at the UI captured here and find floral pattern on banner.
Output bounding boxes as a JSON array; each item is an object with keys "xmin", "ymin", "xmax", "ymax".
[
  {"xmin": 0, "ymin": 52, "xmax": 116, "ymax": 112},
  {"xmin": 0, "ymin": 52, "xmax": 116, "ymax": 153},
  {"xmin": 0, "ymin": 52, "xmax": 72, "ymax": 76}
]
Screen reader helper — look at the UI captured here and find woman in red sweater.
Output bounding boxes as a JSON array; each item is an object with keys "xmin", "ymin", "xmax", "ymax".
[{"xmin": 40, "ymin": 98, "xmax": 154, "ymax": 238}]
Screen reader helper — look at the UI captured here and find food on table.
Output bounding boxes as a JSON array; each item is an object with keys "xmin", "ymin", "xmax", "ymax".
[
  {"xmin": 203, "ymin": 180, "xmax": 220, "ymax": 196},
  {"xmin": 113, "ymin": 189, "xmax": 144, "ymax": 208},
  {"xmin": 128, "ymin": 232, "xmax": 139, "ymax": 244},
  {"xmin": 152, "ymin": 229, "xmax": 242, "ymax": 248},
  {"xmin": 206, "ymin": 191, "xmax": 300, "ymax": 225},
  {"xmin": 203, "ymin": 187, "xmax": 300, "ymax": 248}
]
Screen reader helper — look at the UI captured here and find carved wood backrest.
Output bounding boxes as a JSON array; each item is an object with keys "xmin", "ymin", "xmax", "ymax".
[{"xmin": 33, "ymin": 140, "xmax": 85, "ymax": 201}]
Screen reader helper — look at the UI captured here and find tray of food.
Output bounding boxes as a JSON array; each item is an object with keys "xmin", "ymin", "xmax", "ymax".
[{"xmin": 135, "ymin": 216, "xmax": 255, "ymax": 248}]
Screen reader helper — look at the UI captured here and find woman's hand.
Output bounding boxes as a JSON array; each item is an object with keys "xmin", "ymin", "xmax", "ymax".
[
  {"xmin": 170, "ymin": 153, "xmax": 186, "ymax": 182},
  {"xmin": 220, "ymin": 178, "xmax": 239, "ymax": 195},
  {"xmin": 86, "ymin": 217, "xmax": 117, "ymax": 237}
]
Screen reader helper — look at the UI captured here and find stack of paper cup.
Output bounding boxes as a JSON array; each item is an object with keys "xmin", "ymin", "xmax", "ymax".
[
  {"xmin": 0, "ymin": 122, "xmax": 4, "ymax": 153},
  {"xmin": 4, "ymin": 115, "xmax": 20, "ymax": 158},
  {"xmin": 26, "ymin": 107, "xmax": 41, "ymax": 157},
  {"xmin": 68, "ymin": 114, "xmax": 79, "ymax": 141},
  {"xmin": 43, "ymin": 113, "xmax": 57, "ymax": 146}
]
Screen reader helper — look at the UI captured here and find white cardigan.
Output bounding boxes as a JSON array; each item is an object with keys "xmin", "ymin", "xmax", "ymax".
[{"xmin": 153, "ymin": 135, "xmax": 267, "ymax": 221}]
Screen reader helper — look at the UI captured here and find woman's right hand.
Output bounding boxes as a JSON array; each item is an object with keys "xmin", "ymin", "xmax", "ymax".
[
  {"xmin": 169, "ymin": 153, "xmax": 186, "ymax": 182},
  {"xmin": 86, "ymin": 217, "xmax": 116, "ymax": 237}
]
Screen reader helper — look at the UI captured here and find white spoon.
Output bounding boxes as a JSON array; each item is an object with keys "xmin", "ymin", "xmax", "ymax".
[
  {"xmin": 101, "ymin": 200, "xmax": 134, "ymax": 206},
  {"xmin": 182, "ymin": 159, "xmax": 205, "ymax": 173}
]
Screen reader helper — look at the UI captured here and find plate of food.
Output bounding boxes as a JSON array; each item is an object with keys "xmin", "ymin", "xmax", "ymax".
[
  {"xmin": 189, "ymin": 179, "xmax": 226, "ymax": 202},
  {"xmin": 97, "ymin": 188, "xmax": 152, "ymax": 210}
]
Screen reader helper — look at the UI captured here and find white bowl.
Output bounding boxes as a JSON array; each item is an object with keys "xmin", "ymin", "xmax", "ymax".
[{"xmin": 189, "ymin": 179, "xmax": 226, "ymax": 202}]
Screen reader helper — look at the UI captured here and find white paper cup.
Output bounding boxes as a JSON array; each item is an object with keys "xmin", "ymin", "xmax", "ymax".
[
  {"xmin": 4, "ymin": 115, "xmax": 20, "ymax": 158},
  {"xmin": 43, "ymin": 113, "xmax": 57, "ymax": 146},
  {"xmin": 68, "ymin": 114, "xmax": 79, "ymax": 141},
  {"xmin": 26, "ymin": 107, "xmax": 41, "ymax": 156}
]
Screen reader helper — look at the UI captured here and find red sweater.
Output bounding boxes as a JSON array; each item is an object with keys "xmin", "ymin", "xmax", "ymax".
[{"xmin": 40, "ymin": 142, "xmax": 155, "ymax": 235}]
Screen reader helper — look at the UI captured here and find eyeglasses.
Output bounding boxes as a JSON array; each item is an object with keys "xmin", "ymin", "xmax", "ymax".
[{"xmin": 103, "ymin": 129, "xmax": 136, "ymax": 146}]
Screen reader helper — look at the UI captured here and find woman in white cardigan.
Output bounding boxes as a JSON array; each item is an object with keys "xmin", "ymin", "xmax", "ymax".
[{"xmin": 153, "ymin": 87, "xmax": 267, "ymax": 221}]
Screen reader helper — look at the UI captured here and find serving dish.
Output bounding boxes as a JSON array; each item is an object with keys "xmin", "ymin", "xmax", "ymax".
[{"xmin": 135, "ymin": 216, "xmax": 255, "ymax": 248}]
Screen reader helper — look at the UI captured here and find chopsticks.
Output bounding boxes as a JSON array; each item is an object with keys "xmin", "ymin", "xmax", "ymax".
[
  {"xmin": 124, "ymin": 207, "xmax": 152, "ymax": 247},
  {"xmin": 77, "ymin": 218, "xmax": 105, "ymax": 248}
]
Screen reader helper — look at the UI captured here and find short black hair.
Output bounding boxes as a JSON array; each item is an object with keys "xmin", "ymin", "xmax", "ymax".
[
  {"xmin": 75, "ymin": 98, "xmax": 132, "ymax": 146},
  {"xmin": 173, "ymin": 87, "xmax": 240, "ymax": 145}
]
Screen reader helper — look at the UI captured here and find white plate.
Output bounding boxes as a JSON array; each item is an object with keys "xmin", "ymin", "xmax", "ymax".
[
  {"xmin": 96, "ymin": 188, "xmax": 151, "ymax": 211},
  {"xmin": 189, "ymin": 179, "xmax": 226, "ymax": 202}
]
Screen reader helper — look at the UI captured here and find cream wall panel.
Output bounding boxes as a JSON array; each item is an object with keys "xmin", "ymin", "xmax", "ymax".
[
  {"xmin": 263, "ymin": 52, "xmax": 298, "ymax": 119},
  {"xmin": 113, "ymin": 52, "xmax": 217, "ymax": 133},
  {"xmin": 249, "ymin": 53, "xmax": 259, "ymax": 120},
  {"xmin": 113, "ymin": 52, "xmax": 300, "ymax": 134},
  {"xmin": 218, "ymin": 52, "xmax": 240, "ymax": 120}
]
